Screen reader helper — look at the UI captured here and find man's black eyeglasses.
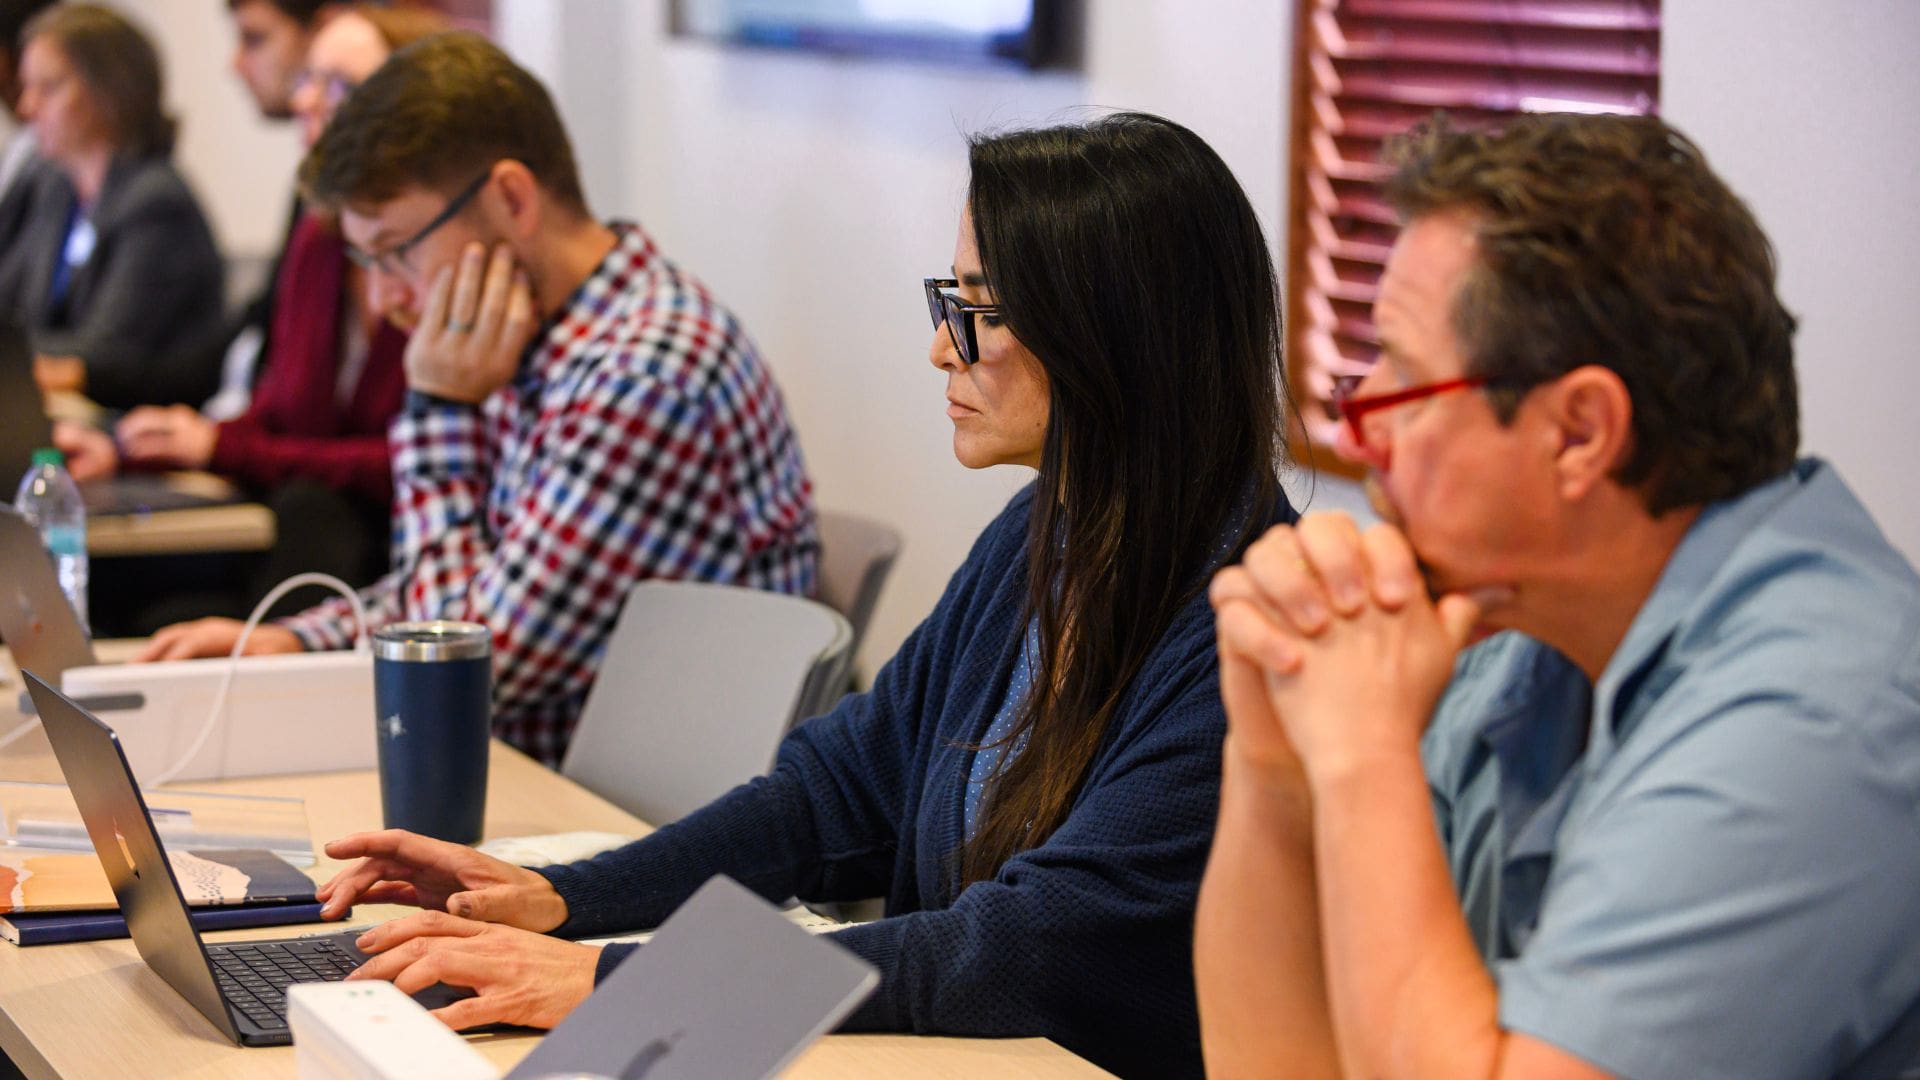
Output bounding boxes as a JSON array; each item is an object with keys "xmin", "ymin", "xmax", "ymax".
[
  {"xmin": 346, "ymin": 171, "xmax": 492, "ymax": 277},
  {"xmin": 924, "ymin": 277, "xmax": 998, "ymax": 366}
]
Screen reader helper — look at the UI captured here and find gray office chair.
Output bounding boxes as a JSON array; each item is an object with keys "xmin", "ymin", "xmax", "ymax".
[
  {"xmin": 560, "ymin": 581, "xmax": 852, "ymax": 827},
  {"xmin": 814, "ymin": 509, "xmax": 903, "ymax": 685}
]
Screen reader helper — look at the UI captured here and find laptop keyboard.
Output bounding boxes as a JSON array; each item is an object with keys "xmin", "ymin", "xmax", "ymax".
[{"xmin": 209, "ymin": 938, "xmax": 360, "ymax": 1031}]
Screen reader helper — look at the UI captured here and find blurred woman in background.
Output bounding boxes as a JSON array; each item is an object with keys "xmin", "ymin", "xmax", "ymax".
[{"xmin": 0, "ymin": 3, "xmax": 223, "ymax": 409}]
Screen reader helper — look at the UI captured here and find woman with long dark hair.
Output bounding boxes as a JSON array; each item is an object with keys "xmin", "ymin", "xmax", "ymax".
[{"xmin": 311, "ymin": 111, "xmax": 1297, "ymax": 1078}]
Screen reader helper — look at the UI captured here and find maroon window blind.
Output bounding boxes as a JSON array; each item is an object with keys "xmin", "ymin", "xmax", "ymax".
[{"xmin": 1285, "ymin": 0, "xmax": 1660, "ymax": 470}]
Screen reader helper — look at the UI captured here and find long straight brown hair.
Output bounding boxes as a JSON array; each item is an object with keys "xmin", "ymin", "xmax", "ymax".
[{"xmin": 959, "ymin": 112, "xmax": 1285, "ymax": 886}]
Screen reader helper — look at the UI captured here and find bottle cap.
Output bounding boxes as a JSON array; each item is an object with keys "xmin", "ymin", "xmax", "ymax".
[{"xmin": 30, "ymin": 448, "xmax": 65, "ymax": 467}]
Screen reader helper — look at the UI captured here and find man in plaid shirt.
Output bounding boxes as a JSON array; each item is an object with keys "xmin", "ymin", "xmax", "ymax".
[{"xmin": 141, "ymin": 34, "xmax": 816, "ymax": 766}]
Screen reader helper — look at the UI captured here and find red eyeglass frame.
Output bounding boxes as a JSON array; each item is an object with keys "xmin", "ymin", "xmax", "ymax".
[{"xmin": 1328, "ymin": 374, "xmax": 1490, "ymax": 450}]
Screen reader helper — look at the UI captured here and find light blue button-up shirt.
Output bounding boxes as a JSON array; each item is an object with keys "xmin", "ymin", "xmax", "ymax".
[{"xmin": 1423, "ymin": 459, "xmax": 1920, "ymax": 1079}]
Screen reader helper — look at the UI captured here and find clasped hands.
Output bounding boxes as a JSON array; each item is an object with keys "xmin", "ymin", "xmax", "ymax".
[
  {"xmin": 1209, "ymin": 513, "xmax": 1497, "ymax": 784},
  {"xmin": 316, "ymin": 829, "xmax": 598, "ymax": 1031}
]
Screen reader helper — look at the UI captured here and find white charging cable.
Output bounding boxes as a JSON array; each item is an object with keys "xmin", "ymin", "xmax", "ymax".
[{"xmin": 147, "ymin": 572, "xmax": 370, "ymax": 786}]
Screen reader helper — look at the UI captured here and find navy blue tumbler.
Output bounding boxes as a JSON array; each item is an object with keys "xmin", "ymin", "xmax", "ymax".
[{"xmin": 372, "ymin": 621, "xmax": 492, "ymax": 843}]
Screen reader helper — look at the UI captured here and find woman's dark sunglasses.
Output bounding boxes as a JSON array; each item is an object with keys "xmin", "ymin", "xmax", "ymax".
[{"xmin": 924, "ymin": 278, "xmax": 998, "ymax": 366}]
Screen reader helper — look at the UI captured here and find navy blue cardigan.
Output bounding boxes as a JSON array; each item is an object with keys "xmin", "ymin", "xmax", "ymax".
[{"xmin": 537, "ymin": 484, "xmax": 1294, "ymax": 1077}]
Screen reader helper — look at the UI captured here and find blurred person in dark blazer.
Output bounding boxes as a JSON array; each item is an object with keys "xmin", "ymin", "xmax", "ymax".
[{"xmin": 0, "ymin": 3, "xmax": 224, "ymax": 410}]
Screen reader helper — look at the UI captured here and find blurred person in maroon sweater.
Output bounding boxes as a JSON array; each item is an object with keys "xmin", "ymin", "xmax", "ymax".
[{"xmin": 198, "ymin": 0, "xmax": 333, "ymax": 412}]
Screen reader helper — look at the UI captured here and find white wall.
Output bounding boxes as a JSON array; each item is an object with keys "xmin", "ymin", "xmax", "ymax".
[
  {"xmin": 1663, "ymin": 0, "xmax": 1920, "ymax": 567},
  {"xmin": 495, "ymin": 0, "xmax": 1291, "ymax": 676}
]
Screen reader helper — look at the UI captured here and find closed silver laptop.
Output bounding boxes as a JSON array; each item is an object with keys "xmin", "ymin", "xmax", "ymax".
[{"xmin": 506, "ymin": 874, "xmax": 879, "ymax": 1080}]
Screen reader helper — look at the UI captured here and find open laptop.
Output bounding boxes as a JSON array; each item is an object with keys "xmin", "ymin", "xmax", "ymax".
[
  {"xmin": 0, "ymin": 507, "xmax": 146, "ymax": 719},
  {"xmin": 0, "ymin": 506, "xmax": 95, "ymax": 683},
  {"xmin": 0, "ymin": 321, "xmax": 55, "ymax": 493},
  {"xmin": 0, "ymin": 319, "xmax": 235, "ymax": 517},
  {"xmin": 20, "ymin": 671, "xmax": 470, "ymax": 1047}
]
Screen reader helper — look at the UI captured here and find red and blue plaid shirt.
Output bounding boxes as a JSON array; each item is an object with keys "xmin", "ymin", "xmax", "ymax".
[{"xmin": 282, "ymin": 223, "xmax": 817, "ymax": 765}]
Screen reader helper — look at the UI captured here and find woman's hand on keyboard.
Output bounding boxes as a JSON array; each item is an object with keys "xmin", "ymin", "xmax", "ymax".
[
  {"xmin": 345, "ymin": 911, "xmax": 597, "ymax": 1031},
  {"xmin": 318, "ymin": 829, "xmax": 570, "ymax": 933}
]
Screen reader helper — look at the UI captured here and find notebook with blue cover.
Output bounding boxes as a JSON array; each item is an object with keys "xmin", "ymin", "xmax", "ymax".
[{"xmin": 1, "ymin": 899, "xmax": 327, "ymax": 946}]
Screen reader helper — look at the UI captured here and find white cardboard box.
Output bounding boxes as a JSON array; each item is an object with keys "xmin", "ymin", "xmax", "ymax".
[{"xmin": 289, "ymin": 981, "xmax": 495, "ymax": 1080}]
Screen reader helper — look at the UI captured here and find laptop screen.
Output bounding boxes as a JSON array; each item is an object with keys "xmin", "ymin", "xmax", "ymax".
[
  {"xmin": 0, "ymin": 508, "xmax": 94, "ymax": 680},
  {"xmin": 20, "ymin": 671, "xmax": 242, "ymax": 1042},
  {"xmin": 0, "ymin": 320, "xmax": 52, "ymax": 490}
]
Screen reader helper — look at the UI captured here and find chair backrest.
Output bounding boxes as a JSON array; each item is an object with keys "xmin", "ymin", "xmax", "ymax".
[
  {"xmin": 560, "ymin": 581, "xmax": 853, "ymax": 827},
  {"xmin": 815, "ymin": 510, "xmax": 903, "ymax": 663}
]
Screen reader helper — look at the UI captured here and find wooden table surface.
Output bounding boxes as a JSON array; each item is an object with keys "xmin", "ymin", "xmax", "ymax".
[
  {"xmin": 0, "ymin": 649, "xmax": 1108, "ymax": 1078},
  {"xmin": 87, "ymin": 501, "xmax": 276, "ymax": 558},
  {"xmin": 83, "ymin": 472, "xmax": 274, "ymax": 558}
]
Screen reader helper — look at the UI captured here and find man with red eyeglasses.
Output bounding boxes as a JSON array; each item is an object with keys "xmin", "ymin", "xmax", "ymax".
[{"xmin": 1196, "ymin": 113, "xmax": 1920, "ymax": 1079}]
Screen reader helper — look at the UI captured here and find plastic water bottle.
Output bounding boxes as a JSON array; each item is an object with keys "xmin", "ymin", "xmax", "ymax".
[{"xmin": 14, "ymin": 448, "xmax": 88, "ymax": 631}]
